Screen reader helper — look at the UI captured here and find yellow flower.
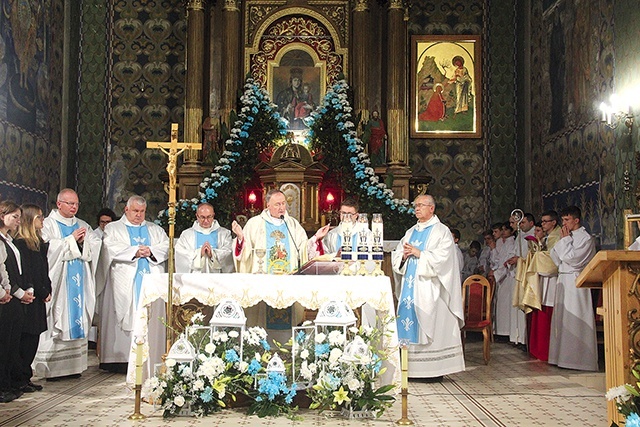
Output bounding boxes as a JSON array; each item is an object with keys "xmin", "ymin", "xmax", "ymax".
[{"xmin": 333, "ymin": 386, "xmax": 351, "ymax": 405}]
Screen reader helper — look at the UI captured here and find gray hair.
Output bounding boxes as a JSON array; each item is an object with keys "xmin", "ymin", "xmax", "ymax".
[
  {"xmin": 414, "ymin": 194, "xmax": 435, "ymax": 207},
  {"xmin": 265, "ymin": 189, "xmax": 284, "ymax": 205},
  {"xmin": 57, "ymin": 188, "xmax": 78, "ymax": 202},
  {"xmin": 126, "ymin": 195, "xmax": 147, "ymax": 208}
]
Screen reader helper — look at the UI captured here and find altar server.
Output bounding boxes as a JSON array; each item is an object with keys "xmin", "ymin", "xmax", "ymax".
[
  {"xmin": 35, "ymin": 189, "xmax": 101, "ymax": 380},
  {"xmin": 392, "ymin": 194, "xmax": 465, "ymax": 380},
  {"xmin": 175, "ymin": 203, "xmax": 234, "ymax": 273},
  {"xmin": 99, "ymin": 195, "xmax": 168, "ymax": 369},
  {"xmin": 313, "ymin": 198, "xmax": 371, "ymax": 258},
  {"xmin": 549, "ymin": 205, "xmax": 598, "ymax": 371}
]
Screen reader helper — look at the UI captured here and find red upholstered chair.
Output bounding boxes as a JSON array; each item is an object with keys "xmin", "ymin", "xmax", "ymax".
[{"xmin": 461, "ymin": 274, "xmax": 493, "ymax": 364}]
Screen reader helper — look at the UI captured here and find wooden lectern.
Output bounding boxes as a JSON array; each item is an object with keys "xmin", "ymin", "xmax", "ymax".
[{"xmin": 576, "ymin": 250, "xmax": 640, "ymax": 425}]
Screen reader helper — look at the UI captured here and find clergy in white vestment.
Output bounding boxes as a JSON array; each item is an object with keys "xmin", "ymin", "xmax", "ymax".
[
  {"xmin": 392, "ymin": 194, "xmax": 465, "ymax": 379},
  {"xmin": 34, "ymin": 189, "xmax": 102, "ymax": 379},
  {"xmin": 507, "ymin": 213, "xmax": 535, "ymax": 345},
  {"xmin": 492, "ymin": 223, "xmax": 517, "ymax": 339},
  {"xmin": 549, "ymin": 205, "xmax": 598, "ymax": 371},
  {"xmin": 175, "ymin": 203, "xmax": 234, "ymax": 273},
  {"xmin": 92, "ymin": 208, "xmax": 116, "ymax": 240},
  {"xmin": 98, "ymin": 195, "xmax": 169, "ymax": 368},
  {"xmin": 231, "ymin": 189, "xmax": 312, "ymax": 327},
  {"xmin": 312, "ymin": 198, "xmax": 370, "ymax": 259}
]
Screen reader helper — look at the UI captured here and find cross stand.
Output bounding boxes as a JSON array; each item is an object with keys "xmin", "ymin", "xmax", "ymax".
[{"xmin": 147, "ymin": 122, "xmax": 202, "ymax": 354}]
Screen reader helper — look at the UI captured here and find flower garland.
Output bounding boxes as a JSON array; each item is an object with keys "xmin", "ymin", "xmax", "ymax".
[
  {"xmin": 157, "ymin": 75, "xmax": 286, "ymax": 231},
  {"xmin": 306, "ymin": 78, "xmax": 414, "ymax": 216}
]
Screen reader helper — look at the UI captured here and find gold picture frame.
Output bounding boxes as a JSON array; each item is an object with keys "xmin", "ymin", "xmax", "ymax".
[{"xmin": 410, "ymin": 35, "xmax": 482, "ymax": 139}]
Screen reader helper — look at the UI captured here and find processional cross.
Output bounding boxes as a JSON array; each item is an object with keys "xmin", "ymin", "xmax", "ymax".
[{"xmin": 147, "ymin": 123, "xmax": 202, "ymax": 352}]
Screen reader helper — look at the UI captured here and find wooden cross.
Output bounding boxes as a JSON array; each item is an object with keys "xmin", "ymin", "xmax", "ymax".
[{"xmin": 146, "ymin": 122, "xmax": 202, "ymax": 352}]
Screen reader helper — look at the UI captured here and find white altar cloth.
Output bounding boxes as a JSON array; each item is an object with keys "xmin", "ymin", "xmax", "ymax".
[{"xmin": 126, "ymin": 273, "xmax": 400, "ymax": 387}]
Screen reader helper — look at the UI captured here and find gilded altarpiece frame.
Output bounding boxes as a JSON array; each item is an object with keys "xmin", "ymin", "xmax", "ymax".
[{"xmin": 244, "ymin": 4, "xmax": 349, "ymax": 101}]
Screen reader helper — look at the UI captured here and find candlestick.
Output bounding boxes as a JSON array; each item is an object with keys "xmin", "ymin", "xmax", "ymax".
[
  {"xmin": 129, "ymin": 337, "xmax": 146, "ymax": 420},
  {"xmin": 396, "ymin": 340, "xmax": 413, "ymax": 425}
]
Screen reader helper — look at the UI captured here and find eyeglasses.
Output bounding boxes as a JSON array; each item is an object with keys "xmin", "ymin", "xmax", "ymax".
[
  {"xmin": 412, "ymin": 203, "xmax": 433, "ymax": 208},
  {"xmin": 339, "ymin": 211, "xmax": 356, "ymax": 217},
  {"xmin": 197, "ymin": 215, "xmax": 214, "ymax": 221},
  {"xmin": 59, "ymin": 200, "xmax": 80, "ymax": 207},
  {"xmin": 540, "ymin": 219, "xmax": 553, "ymax": 223},
  {"xmin": 99, "ymin": 219, "xmax": 112, "ymax": 225}
]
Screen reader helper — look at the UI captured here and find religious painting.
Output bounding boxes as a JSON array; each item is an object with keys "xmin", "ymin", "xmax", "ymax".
[
  {"xmin": 268, "ymin": 47, "xmax": 326, "ymax": 134},
  {"xmin": 410, "ymin": 35, "xmax": 482, "ymax": 139}
]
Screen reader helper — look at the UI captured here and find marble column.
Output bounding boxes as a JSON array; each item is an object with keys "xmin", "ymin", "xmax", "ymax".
[
  {"xmin": 352, "ymin": 0, "xmax": 370, "ymax": 124},
  {"xmin": 221, "ymin": 0, "xmax": 241, "ymax": 121},
  {"xmin": 385, "ymin": 0, "xmax": 411, "ymax": 199}
]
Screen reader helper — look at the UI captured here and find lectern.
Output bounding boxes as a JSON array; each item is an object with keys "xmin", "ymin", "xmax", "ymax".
[{"xmin": 576, "ymin": 250, "xmax": 640, "ymax": 425}]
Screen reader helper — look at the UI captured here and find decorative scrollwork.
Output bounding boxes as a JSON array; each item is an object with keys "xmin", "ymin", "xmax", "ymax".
[{"xmin": 628, "ymin": 263, "xmax": 640, "ymax": 369}]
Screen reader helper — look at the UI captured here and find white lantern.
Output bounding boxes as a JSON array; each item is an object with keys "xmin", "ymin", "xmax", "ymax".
[
  {"xmin": 340, "ymin": 335, "xmax": 372, "ymax": 364},
  {"xmin": 315, "ymin": 300, "xmax": 357, "ymax": 349},
  {"xmin": 291, "ymin": 325, "xmax": 316, "ymax": 389},
  {"xmin": 209, "ymin": 299, "xmax": 247, "ymax": 360},
  {"xmin": 167, "ymin": 334, "xmax": 197, "ymax": 370}
]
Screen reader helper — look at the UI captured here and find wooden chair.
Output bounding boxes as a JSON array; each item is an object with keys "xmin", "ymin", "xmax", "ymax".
[{"xmin": 461, "ymin": 274, "xmax": 493, "ymax": 364}]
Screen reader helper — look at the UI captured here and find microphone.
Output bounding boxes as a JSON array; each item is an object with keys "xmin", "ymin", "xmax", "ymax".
[{"xmin": 280, "ymin": 214, "xmax": 301, "ymax": 272}]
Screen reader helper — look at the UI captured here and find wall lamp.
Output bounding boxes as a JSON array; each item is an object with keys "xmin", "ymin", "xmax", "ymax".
[{"xmin": 600, "ymin": 94, "xmax": 634, "ymax": 135}]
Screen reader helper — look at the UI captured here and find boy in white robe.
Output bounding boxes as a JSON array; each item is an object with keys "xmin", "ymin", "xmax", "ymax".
[
  {"xmin": 549, "ymin": 205, "xmax": 598, "ymax": 371},
  {"xmin": 175, "ymin": 203, "xmax": 234, "ymax": 273},
  {"xmin": 98, "ymin": 195, "xmax": 169, "ymax": 370}
]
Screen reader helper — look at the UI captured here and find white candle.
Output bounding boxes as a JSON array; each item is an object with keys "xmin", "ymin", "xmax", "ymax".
[
  {"xmin": 135, "ymin": 340, "xmax": 143, "ymax": 385},
  {"xmin": 401, "ymin": 345, "xmax": 409, "ymax": 389}
]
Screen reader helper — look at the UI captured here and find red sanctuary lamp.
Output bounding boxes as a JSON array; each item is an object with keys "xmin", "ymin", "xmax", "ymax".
[
  {"xmin": 248, "ymin": 191, "xmax": 257, "ymax": 217},
  {"xmin": 323, "ymin": 192, "xmax": 336, "ymax": 226}
]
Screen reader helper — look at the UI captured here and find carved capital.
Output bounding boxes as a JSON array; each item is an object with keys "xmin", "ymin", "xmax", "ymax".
[
  {"xmin": 187, "ymin": 0, "xmax": 206, "ymax": 11},
  {"xmin": 224, "ymin": 0, "xmax": 240, "ymax": 12},
  {"xmin": 388, "ymin": 0, "xmax": 403, "ymax": 10},
  {"xmin": 353, "ymin": 0, "xmax": 369, "ymax": 12}
]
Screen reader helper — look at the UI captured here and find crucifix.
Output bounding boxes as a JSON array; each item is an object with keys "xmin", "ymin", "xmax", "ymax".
[{"xmin": 147, "ymin": 123, "xmax": 202, "ymax": 352}]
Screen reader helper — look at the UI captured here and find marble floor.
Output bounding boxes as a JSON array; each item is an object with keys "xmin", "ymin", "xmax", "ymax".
[{"xmin": 0, "ymin": 339, "xmax": 607, "ymax": 427}]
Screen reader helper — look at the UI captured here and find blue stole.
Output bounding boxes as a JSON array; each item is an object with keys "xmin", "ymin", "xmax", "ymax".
[
  {"xmin": 265, "ymin": 222, "xmax": 292, "ymax": 273},
  {"xmin": 126, "ymin": 225, "xmax": 151, "ymax": 307},
  {"xmin": 397, "ymin": 225, "xmax": 433, "ymax": 344},
  {"xmin": 195, "ymin": 230, "xmax": 219, "ymax": 249},
  {"xmin": 56, "ymin": 221, "xmax": 85, "ymax": 340}
]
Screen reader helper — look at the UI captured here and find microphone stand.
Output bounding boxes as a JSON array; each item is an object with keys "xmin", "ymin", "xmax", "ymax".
[{"xmin": 280, "ymin": 214, "xmax": 301, "ymax": 272}]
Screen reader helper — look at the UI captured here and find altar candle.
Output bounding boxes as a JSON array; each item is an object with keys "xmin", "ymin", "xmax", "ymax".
[
  {"xmin": 401, "ymin": 345, "xmax": 409, "ymax": 389},
  {"xmin": 135, "ymin": 339, "xmax": 143, "ymax": 385}
]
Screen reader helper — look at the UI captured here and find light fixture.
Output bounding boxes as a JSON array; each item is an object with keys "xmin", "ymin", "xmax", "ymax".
[{"xmin": 600, "ymin": 94, "xmax": 634, "ymax": 135}]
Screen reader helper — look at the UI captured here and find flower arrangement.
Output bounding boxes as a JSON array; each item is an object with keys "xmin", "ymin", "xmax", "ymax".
[
  {"xmin": 157, "ymin": 74, "xmax": 287, "ymax": 232},
  {"xmin": 607, "ymin": 365, "xmax": 640, "ymax": 427},
  {"xmin": 143, "ymin": 314, "xmax": 273, "ymax": 418},
  {"xmin": 247, "ymin": 357, "xmax": 299, "ymax": 419},
  {"xmin": 307, "ymin": 317, "xmax": 395, "ymax": 418},
  {"xmin": 305, "ymin": 76, "xmax": 415, "ymax": 238}
]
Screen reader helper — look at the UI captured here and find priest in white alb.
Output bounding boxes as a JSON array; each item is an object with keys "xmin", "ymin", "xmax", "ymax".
[
  {"xmin": 175, "ymin": 202, "xmax": 234, "ymax": 273},
  {"xmin": 392, "ymin": 194, "xmax": 465, "ymax": 380},
  {"xmin": 34, "ymin": 189, "xmax": 102, "ymax": 380},
  {"xmin": 98, "ymin": 195, "xmax": 169, "ymax": 370},
  {"xmin": 312, "ymin": 197, "xmax": 369, "ymax": 258}
]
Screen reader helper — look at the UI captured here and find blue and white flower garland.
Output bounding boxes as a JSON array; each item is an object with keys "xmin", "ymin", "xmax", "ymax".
[
  {"xmin": 306, "ymin": 79, "xmax": 413, "ymax": 214},
  {"xmin": 157, "ymin": 77, "xmax": 287, "ymax": 221}
]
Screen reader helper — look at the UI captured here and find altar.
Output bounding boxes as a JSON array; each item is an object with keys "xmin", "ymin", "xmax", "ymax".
[{"xmin": 126, "ymin": 272, "xmax": 401, "ymax": 387}]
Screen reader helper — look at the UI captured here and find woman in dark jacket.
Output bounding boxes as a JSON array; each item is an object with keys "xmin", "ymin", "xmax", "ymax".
[
  {"xmin": 0, "ymin": 200, "xmax": 32, "ymax": 403},
  {"xmin": 15, "ymin": 204, "xmax": 51, "ymax": 393}
]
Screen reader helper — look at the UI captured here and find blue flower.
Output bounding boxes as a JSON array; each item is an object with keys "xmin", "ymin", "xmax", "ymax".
[
  {"xmin": 315, "ymin": 343, "xmax": 330, "ymax": 356},
  {"xmin": 239, "ymin": 131, "xmax": 249, "ymax": 138},
  {"xmin": 260, "ymin": 339, "xmax": 271, "ymax": 351},
  {"xmin": 627, "ymin": 413, "xmax": 640, "ymax": 427},
  {"xmin": 295, "ymin": 331, "xmax": 307, "ymax": 343},
  {"xmin": 200, "ymin": 386, "xmax": 213, "ymax": 403},
  {"xmin": 248, "ymin": 358, "xmax": 262, "ymax": 375},
  {"xmin": 224, "ymin": 349, "xmax": 240, "ymax": 363}
]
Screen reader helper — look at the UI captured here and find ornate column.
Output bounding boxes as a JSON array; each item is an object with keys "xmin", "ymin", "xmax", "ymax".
[
  {"xmin": 221, "ymin": 0, "xmax": 241, "ymax": 121},
  {"xmin": 385, "ymin": 0, "xmax": 411, "ymax": 200},
  {"xmin": 183, "ymin": 0, "xmax": 205, "ymax": 165},
  {"xmin": 352, "ymin": 0, "xmax": 370, "ymax": 124},
  {"xmin": 178, "ymin": 0, "xmax": 208, "ymax": 199}
]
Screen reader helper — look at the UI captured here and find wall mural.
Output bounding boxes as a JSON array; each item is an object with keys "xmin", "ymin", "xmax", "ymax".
[
  {"xmin": 530, "ymin": 0, "xmax": 615, "ymax": 248},
  {"xmin": 0, "ymin": 0, "xmax": 63, "ymax": 208}
]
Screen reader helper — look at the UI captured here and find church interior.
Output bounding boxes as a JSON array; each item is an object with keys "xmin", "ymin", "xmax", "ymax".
[{"xmin": 1, "ymin": 0, "xmax": 639, "ymax": 425}]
